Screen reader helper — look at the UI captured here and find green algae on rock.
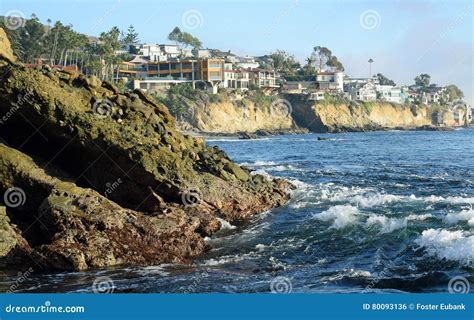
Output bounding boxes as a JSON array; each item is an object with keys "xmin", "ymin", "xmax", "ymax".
[{"xmin": 0, "ymin": 29, "xmax": 291, "ymax": 271}]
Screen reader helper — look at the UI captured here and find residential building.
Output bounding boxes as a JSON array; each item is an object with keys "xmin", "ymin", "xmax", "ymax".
[
  {"xmin": 344, "ymin": 78, "xmax": 377, "ymax": 101},
  {"xmin": 375, "ymin": 85, "xmax": 407, "ymax": 104},
  {"xmin": 249, "ymin": 69, "xmax": 279, "ymax": 88},
  {"xmin": 222, "ymin": 69, "xmax": 250, "ymax": 90},
  {"xmin": 115, "ymin": 55, "xmax": 149, "ymax": 79},
  {"xmin": 237, "ymin": 56, "xmax": 260, "ymax": 69},
  {"xmin": 124, "ymin": 58, "xmax": 225, "ymax": 94},
  {"xmin": 140, "ymin": 44, "xmax": 181, "ymax": 62},
  {"xmin": 315, "ymin": 71, "xmax": 344, "ymax": 92}
]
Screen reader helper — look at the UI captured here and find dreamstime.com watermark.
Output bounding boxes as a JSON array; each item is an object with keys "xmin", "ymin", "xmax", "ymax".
[
  {"xmin": 3, "ymin": 10, "xmax": 26, "ymax": 30},
  {"xmin": 448, "ymin": 276, "xmax": 470, "ymax": 294},
  {"xmin": 0, "ymin": 93, "xmax": 33, "ymax": 125},
  {"xmin": 270, "ymin": 276, "xmax": 293, "ymax": 293},
  {"xmin": 183, "ymin": 269, "xmax": 211, "ymax": 293},
  {"xmin": 6, "ymin": 267, "xmax": 34, "ymax": 293},
  {"xmin": 5, "ymin": 300, "xmax": 85, "ymax": 314},
  {"xmin": 92, "ymin": 276, "xmax": 115, "ymax": 293},
  {"xmin": 181, "ymin": 9, "xmax": 203, "ymax": 30},
  {"xmin": 3, "ymin": 187, "xmax": 26, "ymax": 208},
  {"xmin": 359, "ymin": 9, "xmax": 381, "ymax": 30},
  {"xmin": 181, "ymin": 188, "xmax": 202, "ymax": 208}
]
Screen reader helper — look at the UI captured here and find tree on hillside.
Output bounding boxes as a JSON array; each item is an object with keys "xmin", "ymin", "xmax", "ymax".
[
  {"xmin": 167, "ymin": 27, "xmax": 202, "ymax": 49},
  {"xmin": 308, "ymin": 46, "xmax": 344, "ymax": 73},
  {"xmin": 17, "ymin": 14, "xmax": 46, "ymax": 63},
  {"xmin": 445, "ymin": 84, "xmax": 464, "ymax": 102},
  {"xmin": 326, "ymin": 55, "xmax": 344, "ymax": 71},
  {"xmin": 312, "ymin": 46, "xmax": 332, "ymax": 71},
  {"xmin": 266, "ymin": 50, "xmax": 300, "ymax": 77},
  {"xmin": 376, "ymin": 73, "xmax": 396, "ymax": 86},
  {"xmin": 123, "ymin": 25, "xmax": 140, "ymax": 54},
  {"xmin": 414, "ymin": 74, "xmax": 431, "ymax": 88},
  {"xmin": 45, "ymin": 21, "xmax": 88, "ymax": 66}
]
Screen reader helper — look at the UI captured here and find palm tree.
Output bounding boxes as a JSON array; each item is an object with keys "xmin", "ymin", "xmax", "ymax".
[{"xmin": 368, "ymin": 58, "xmax": 374, "ymax": 78}]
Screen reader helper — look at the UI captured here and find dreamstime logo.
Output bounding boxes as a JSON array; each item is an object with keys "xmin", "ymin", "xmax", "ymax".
[
  {"xmin": 92, "ymin": 276, "xmax": 115, "ymax": 293},
  {"xmin": 3, "ymin": 10, "xmax": 26, "ymax": 30},
  {"xmin": 181, "ymin": 188, "xmax": 202, "ymax": 208},
  {"xmin": 359, "ymin": 9, "xmax": 381, "ymax": 30},
  {"xmin": 183, "ymin": 106, "xmax": 195, "ymax": 120},
  {"xmin": 181, "ymin": 9, "xmax": 203, "ymax": 30},
  {"xmin": 270, "ymin": 99, "xmax": 293, "ymax": 117},
  {"xmin": 92, "ymin": 99, "xmax": 114, "ymax": 119},
  {"xmin": 3, "ymin": 187, "xmax": 26, "ymax": 208},
  {"xmin": 270, "ymin": 276, "xmax": 293, "ymax": 294},
  {"xmin": 448, "ymin": 276, "xmax": 470, "ymax": 294}
]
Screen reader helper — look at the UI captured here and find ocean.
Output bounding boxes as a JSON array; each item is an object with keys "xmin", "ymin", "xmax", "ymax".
[{"xmin": 3, "ymin": 129, "xmax": 473, "ymax": 293}]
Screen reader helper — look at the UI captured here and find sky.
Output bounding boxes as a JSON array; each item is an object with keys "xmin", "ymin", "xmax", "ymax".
[{"xmin": 1, "ymin": 0, "xmax": 473, "ymax": 104}]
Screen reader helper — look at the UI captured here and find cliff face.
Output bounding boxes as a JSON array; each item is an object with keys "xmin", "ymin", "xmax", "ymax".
[
  {"xmin": 160, "ymin": 89, "xmax": 299, "ymax": 134},
  {"xmin": 0, "ymin": 29, "xmax": 290, "ymax": 271},
  {"xmin": 289, "ymin": 96, "xmax": 433, "ymax": 132},
  {"xmin": 188, "ymin": 99, "xmax": 296, "ymax": 134}
]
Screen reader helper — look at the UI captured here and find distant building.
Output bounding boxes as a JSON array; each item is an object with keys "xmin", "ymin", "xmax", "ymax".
[
  {"xmin": 316, "ymin": 71, "xmax": 344, "ymax": 92},
  {"xmin": 344, "ymin": 77, "xmax": 377, "ymax": 101},
  {"xmin": 248, "ymin": 69, "xmax": 279, "ymax": 88},
  {"xmin": 222, "ymin": 69, "xmax": 250, "ymax": 90},
  {"xmin": 126, "ymin": 58, "xmax": 225, "ymax": 94},
  {"xmin": 375, "ymin": 85, "xmax": 407, "ymax": 104}
]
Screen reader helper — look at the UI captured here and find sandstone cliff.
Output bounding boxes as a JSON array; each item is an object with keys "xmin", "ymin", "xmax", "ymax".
[
  {"xmin": 288, "ymin": 95, "xmax": 435, "ymax": 133},
  {"xmin": 156, "ymin": 88, "xmax": 301, "ymax": 135},
  {"xmin": 0, "ymin": 29, "xmax": 290, "ymax": 271}
]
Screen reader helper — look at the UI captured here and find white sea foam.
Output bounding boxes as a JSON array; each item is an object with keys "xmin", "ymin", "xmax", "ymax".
[
  {"xmin": 415, "ymin": 229, "xmax": 474, "ymax": 266},
  {"xmin": 443, "ymin": 209, "xmax": 474, "ymax": 226},
  {"xmin": 406, "ymin": 213, "xmax": 434, "ymax": 221},
  {"xmin": 366, "ymin": 215, "xmax": 407, "ymax": 234},
  {"xmin": 313, "ymin": 205, "xmax": 360, "ymax": 229},
  {"xmin": 351, "ymin": 194, "xmax": 403, "ymax": 208},
  {"xmin": 216, "ymin": 217, "xmax": 237, "ymax": 230}
]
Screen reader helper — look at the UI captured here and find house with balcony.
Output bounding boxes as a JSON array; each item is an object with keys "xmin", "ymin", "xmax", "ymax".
[
  {"xmin": 344, "ymin": 78, "xmax": 377, "ymax": 101},
  {"xmin": 374, "ymin": 85, "xmax": 407, "ymax": 104},
  {"xmin": 222, "ymin": 69, "xmax": 250, "ymax": 91},
  {"xmin": 248, "ymin": 69, "xmax": 280, "ymax": 89},
  {"xmin": 315, "ymin": 71, "xmax": 344, "ymax": 92},
  {"xmin": 124, "ymin": 58, "xmax": 225, "ymax": 94}
]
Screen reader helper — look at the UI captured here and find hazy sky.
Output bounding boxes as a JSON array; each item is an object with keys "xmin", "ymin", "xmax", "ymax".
[{"xmin": 2, "ymin": 0, "xmax": 473, "ymax": 104}]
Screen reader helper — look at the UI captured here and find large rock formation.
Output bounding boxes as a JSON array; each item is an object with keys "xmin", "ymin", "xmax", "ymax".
[
  {"xmin": 160, "ymin": 89, "xmax": 304, "ymax": 135},
  {"xmin": 288, "ymin": 95, "xmax": 434, "ymax": 132},
  {"xmin": 0, "ymin": 29, "xmax": 290, "ymax": 271}
]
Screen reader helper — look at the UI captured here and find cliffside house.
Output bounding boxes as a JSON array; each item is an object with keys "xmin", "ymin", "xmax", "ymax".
[
  {"xmin": 140, "ymin": 44, "xmax": 183, "ymax": 62},
  {"xmin": 374, "ymin": 85, "xmax": 407, "ymax": 104},
  {"xmin": 124, "ymin": 58, "xmax": 225, "ymax": 94},
  {"xmin": 248, "ymin": 69, "xmax": 280, "ymax": 88},
  {"xmin": 315, "ymin": 71, "xmax": 344, "ymax": 92},
  {"xmin": 222, "ymin": 68, "xmax": 250, "ymax": 91},
  {"xmin": 344, "ymin": 78, "xmax": 377, "ymax": 101}
]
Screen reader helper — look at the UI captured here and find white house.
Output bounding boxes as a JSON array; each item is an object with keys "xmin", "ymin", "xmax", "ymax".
[
  {"xmin": 375, "ymin": 85, "xmax": 406, "ymax": 104},
  {"xmin": 316, "ymin": 71, "xmax": 344, "ymax": 92},
  {"xmin": 222, "ymin": 69, "xmax": 250, "ymax": 90},
  {"xmin": 344, "ymin": 78, "xmax": 377, "ymax": 101}
]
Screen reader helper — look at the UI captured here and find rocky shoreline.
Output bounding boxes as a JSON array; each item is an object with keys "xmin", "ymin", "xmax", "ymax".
[{"xmin": 0, "ymin": 30, "xmax": 291, "ymax": 271}]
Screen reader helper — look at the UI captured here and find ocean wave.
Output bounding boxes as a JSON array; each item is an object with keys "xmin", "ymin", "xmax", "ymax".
[
  {"xmin": 406, "ymin": 213, "xmax": 435, "ymax": 221},
  {"xmin": 313, "ymin": 205, "xmax": 360, "ymax": 229},
  {"xmin": 443, "ymin": 209, "xmax": 474, "ymax": 226},
  {"xmin": 415, "ymin": 229, "xmax": 474, "ymax": 267},
  {"xmin": 366, "ymin": 215, "xmax": 407, "ymax": 234}
]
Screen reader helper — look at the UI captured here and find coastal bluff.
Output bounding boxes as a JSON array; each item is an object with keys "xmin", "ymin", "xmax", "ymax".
[
  {"xmin": 0, "ymin": 29, "xmax": 290, "ymax": 271},
  {"xmin": 289, "ymin": 98, "xmax": 431, "ymax": 133}
]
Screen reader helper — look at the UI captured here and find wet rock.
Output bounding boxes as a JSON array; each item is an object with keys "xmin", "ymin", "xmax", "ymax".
[{"xmin": 0, "ymin": 28, "xmax": 290, "ymax": 271}]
